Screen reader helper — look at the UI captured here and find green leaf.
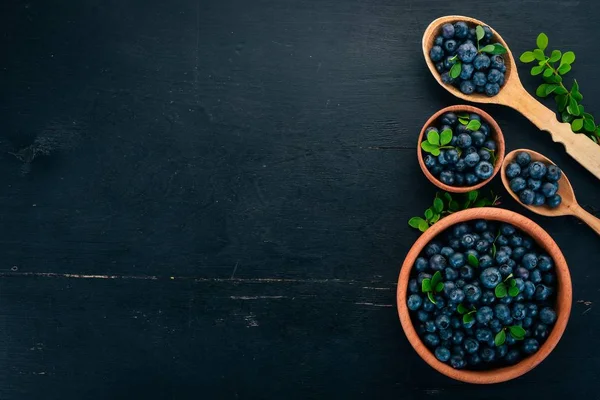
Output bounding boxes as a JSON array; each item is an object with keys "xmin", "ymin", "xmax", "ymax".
[
  {"xmin": 466, "ymin": 120, "xmax": 481, "ymax": 131},
  {"xmin": 549, "ymin": 49, "xmax": 562, "ymax": 63},
  {"xmin": 440, "ymin": 129, "xmax": 453, "ymax": 146},
  {"xmin": 562, "ymin": 111, "xmax": 574, "ymax": 123},
  {"xmin": 427, "ymin": 291, "xmax": 436, "ymax": 304},
  {"xmin": 509, "ymin": 278, "xmax": 516, "ymax": 288},
  {"xmin": 572, "ymin": 81, "xmax": 583, "ymax": 102},
  {"xmin": 508, "ymin": 286, "xmax": 520, "ymax": 297},
  {"xmin": 584, "ymin": 119, "xmax": 596, "ymax": 132},
  {"xmin": 480, "ymin": 43, "xmax": 507, "ymax": 55},
  {"xmin": 476, "ymin": 25, "xmax": 485, "ymax": 41},
  {"xmin": 480, "ymin": 44, "xmax": 495, "ymax": 53},
  {"xmin": 431, "ymin": 271, "xmax": 442, "ymax": 289},
  {"xmin": 435, "ymin": 282, "xmax": 444, "ymax": 293},
  {"xmin": 568, "ymin": 97, "xmax": 580, "ymax": 116},
  {"xmin": 418, "ymin": 220, "xmax": 429, "ymax": 232},
  {"xmin": 430, "ymin": 214, "xmax": 441, "ymax": 223},
  {"xmin": 433, "ymin": 197, "xmax": 444, "ymax": 213},
  {"xmin": 544, "ymin": 73, "xmax": 562, "ymax": 84},
  {"xmin": 473, "ymin": 199, "xmax": 486, "ymax": 207},
  {"xmin": 543, "ymin": 68, "xmax": 553, "ymax": 78},
  {"xmin": 463, "ymin": 313, "xmax": 474, "ymax": 324},
  {"xmin": 492, "ymin": 243, "xmax": 497, "ymax": 258},
  {"xmin": 408, "ymin": 217, "xmax": 426, "ymax": 228},
  {"xmin": 495, "ymin": 329, "xmax": 506, "ymax": 346},
  {"xmin": 458, "ymin": 117, "xmax": 469, "ymax": 125},
  {"xmin": 533, "ymin": 49, "xmax": 545, "ymax": 61},
  {"xmin": 443, "ymin": 192, "xmax": 452, "ymax": 203},
  {"xmin": 424, "ymin": 208, "xmax": 434, "ymax": 220},
  {"xmin": 449, "ymin": 201, "xmax": 459, "ymax": 212},
  {"xmin": 556, "ymin": 94, "xmax": 568, "ymax": 111},
  {"xmin": 558, "ymin": 63, "xmax": 571, "ymax": 75},
  {"xmin": 427, "ymin": 130, "xmax": 440, "ymax": 146},
  {"xmin": 536, "ymin": 33, "xmax": 549, "ymax": 50},
  {"xmin": 572, "ymin": 118, "xmax": 584, "ymax": 132},
  {"xmin": 554, "ymin": 86, "xmax": 568, "ymax": 95},
  {"xmin": 421, "ymin": 278, "xmax": 432, "ymax": 293},
  {"xmin": 578, "ymin": 105, "xmax": 584, "ymax": 114},
  {"xmin": 421, "ymin": 141, "xmax": 437, "ymax": 154},
  {"xmin": 495, "ymin": 283, "xmax": 507, "ymax": 298},
  {"xmin": 467, "ymin": 253, "xmax": 479, "ymax": 267},
  {"xmin": 509, "ymin": 325, "xmax": 526, "ymax": 340},
  {"xmin": 457, "ymin": 113, "xmax": 469, "ymax": 119},
  {"xmin": 450, "ymin": 62, "xmax": 462, "ymax": 79},
  {"xmin": 536, "ymin": 84, "xmax": 549, "ymax": 97},
  {"xmin": 457, "ymin": 303, "xmax": 468, "ymax": 314},
  {"xmin": 468, "ymin": 190, "xmax": 478, "ymax": 202},
  {"xmin": 531, "ymin": 65, "xmax": 545, "ymax": 76},
  {"xmin": 561, "ymin": 51, "xmax": 575, "ymax": 65},
  {"xmin": 545, "ymin": 84, "xmax": 558, "ymax": 96},
  {"xmin": 519, "ymin": 51, "xmax": 536, "ymax": 63}
]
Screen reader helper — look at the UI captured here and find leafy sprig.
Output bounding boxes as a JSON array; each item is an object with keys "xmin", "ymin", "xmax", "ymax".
[
  {"xmin": 457, "ymin": 303, "xmax": 477, "ymax": 324},
  {"xmin": 422, "ymin": 271, "xmax": 444, "ymax": 304},
  {"xmin": 421, "ymin": 128, "xmax": 453, "ymax": 156},
  {"xmin": 408, "ymin": 190, "xmax": 501, "ymax": 232},
  {"xmin": 494, "ymin": 273, "xmax": 520, "ymax": 298},
  {"xmin": 520, "ymin": 33, "xmax": 600, "ymax": 143},
  {"xmin": 494, "ymin": 325, "xmax": 526, "ymax": 346},
  {"xmin": 450, "ymin": 26, "xmax": 507, "ymax": 79}
]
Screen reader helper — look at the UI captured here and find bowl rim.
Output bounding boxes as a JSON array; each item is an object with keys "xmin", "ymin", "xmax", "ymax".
[
  {"xmin": 417, "ymin": 105, "xmax": 506, "ymax": 193},
  {"xmin": 396, "ymin": 207, "xmax": 572, "ymax": 384}
]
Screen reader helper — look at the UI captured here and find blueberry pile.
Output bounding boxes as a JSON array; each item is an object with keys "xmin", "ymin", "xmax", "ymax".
[
  {"xmin": 429, "ymin": 21, "xmax": 507, "ymax": 96},
  {"xmin": 407, "ymin": 220, "xmax": 558, "ymax": 369},
  {"xmin": 422, "ymin": 111, "xmax": 497, "ymax": 187},
  {"xmin": 506, "ymin": 152, "xmax": 562, "ymax": 208}
]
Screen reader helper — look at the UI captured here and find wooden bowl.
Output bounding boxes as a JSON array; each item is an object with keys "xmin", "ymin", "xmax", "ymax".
[
  {"xmin": 417, "ymin": 105, "xmax": 505, "ymax": 193},
  {"xmin": 397, "ymin": 208, "xmax": 572, "ymax": 384}
]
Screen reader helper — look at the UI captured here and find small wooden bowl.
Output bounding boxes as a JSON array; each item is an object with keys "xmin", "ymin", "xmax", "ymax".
[
  {"xmin": 417, "ymin": 105, "xmax": 505, "ymax": 193},
  {"xmin": 397, "ymin": 208, "xmax": 572, "ymax": 384}
]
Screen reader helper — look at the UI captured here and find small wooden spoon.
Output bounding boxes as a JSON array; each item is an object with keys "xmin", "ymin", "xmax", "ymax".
[
  {"xmin": 501, "ymin": 149, "xmax": 600, "ymax": 235},
  {"xmin": 423, "ymin": 16, "xmax": 600, "ymax": 181}
]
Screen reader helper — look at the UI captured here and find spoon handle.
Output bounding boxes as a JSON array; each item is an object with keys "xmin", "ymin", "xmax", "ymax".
[
  {"xmin": 510, "ymin": 88, "xmax": 600, "ymax": 181},
  {"xmin": 570, "ymin": 204, "xmax": 600, "ymax": 236}
]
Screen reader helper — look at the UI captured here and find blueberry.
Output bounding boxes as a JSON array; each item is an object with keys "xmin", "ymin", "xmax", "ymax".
[
  {"xmin": 547, "ymin": 194, "xmax": 562, "ymax": 208},
  {"xmin": 439, "ymin": 247, "xmax": 454, "ymax": 258},
  {"xmin": 460, "ymin": 265, "xmax": 475, "ymax": 280},
  {"xmin": 407, "ymin": 294, "xmax": 423, "ymax": 310},
  {"xmin": 417, "ymin": 272, "xmax": 431, "ymax": 285},
  {"xmin": 464, "ymin": 152, "xmax": 480, "ymax": 168},
  {"xmin": 538, "ymin": 255, "xmax": 553, "ymax": 272},
  {"xmin": 512, "ymin": 303, "xmax": 527, "ymax": 320},
  {"xmin": 475, "ymin": 328, "xmax": 492, "ymax": 343},
  {"xmin": 442, "ymin": 23, "xmax": 455, "ymax": 38},
  {"xmin": 475, "ymin": 240, "xmax": 490, "ymax": 253},
  {"xmin": 516, "ymin": 151, "xmax": 531, "ymax": 167},
  {"xmin": 430, "ymin": 164, "xmax": 443, "ymax": 176},
  {"xmin": 534, "ymin": 285, "xmax": 553, "ymax": 301},
  {"xmin": 479, "ymin": 255, "xmax": 493, "ymax": 268},
  {"xmin": 444, "ymin": 39, "xmax": 458, "ymax": 54},
  {"xmin": 415, "ymin": 257, "xmax": 428, "ymax": 272},
  {"xmin": 441, "ymin": 112, "xmax": 458, "ymax": 126},
  {"xmin": 456, "ymin": 133, "xmax": 472, "ymax": 148},
  {"xmin": 452, "ymin": 330, "xmax": 465, "ymax": 345},
  {"xmin": 534, "ymin": 323, "xmax": 549, "ymax": 340},
  {"xmin": 435, "ymin": 346, "xmax": 451, "ymax": 362},
  {"xmin": 438, "ymin": 150, "xmax": 449, "ymax": 166},
  {"xmin": 483, "ymin": 140, "xmax": 497, "ymax": 151},
  {"xmin": 505, "ymin": 163, "xmax": 521, "ymax": 179},
  {"xmin": 480, "ymin": 267, "xmax": 502, "ymax": 288},
  {"xmin": 482, "ymin": 25, "xmax": 493, "ymax": 42},
  {"xmin": 429, "ymin": 45, "xmax": 444, "ymax": 62},
  {"xmin": 523, "ymin": 281, "xmax": 535, "ymax": 299},
  {"xmin": 505, "ymin": 349, "xmax": 521, "ymax": 364},
  {"xmin": 499, "ymin": 264, "xmax": 513, "ymax": 278},
  {"xmin": 454, "ymin": 173, "xmax": 465, "ymax": 186},
  {"xmin": 496, "ymin": 235, "xmax": 508, "ymax": 246},
  {"xmin": 533, "ymin": 193, "xmax": 546, "ymax": 206},
  {"xmin": 475, "ymin": 161, "xmax": 494, "ymax": 180},
  {"xmin": 510, "ymin": 177, "xmax": 526, "ymax": 192},
  {"xmin": 530, "ymin": 269, "xmax": 542, "ymax": 284},
  {"xmin": 484, "ymin": 83, "xmax": 500, "ymax": 96},
  {"xmin": 528, "ymin": 161, "xmax": 547, "ymax": 179},
  {"xmin": 540, "ymin": 307, "xmax": 557, "ymax": 324},
  {"xmin": 409, "ymin": 279, "xmax": 419, "ymax": 293},
  {"xmin": 527, "ymin": 178, "xmax": 542, "ymax": 191},
  {"xmin": 465, "ymin": 173, "xmax": 478, "ymax": 186},
  {"xmin": 444, "ymin": 267, "xmax": 459, "ymax": 281},
  {"xmin": 450, "ymin": 355, "xmax": 466, "ymax": 369},
  {"xmin": 481, "ymin": 230, "xmax": 495, "ymax": 242},
  {"xmin": 480, "ymin": 347, "xmax": 495, "ymax": 362},
  {"xmin": 434, "ymin": 296, "xmax": 446, "ymax": 309},
  {"xmin": 463, "ymin": 284, "xmax": 481, "ymax": 303},
  {"xmin": 434, "ymin": 36, "xmax": 444, "ymax": 46},
  {"xmin": 425, "ymin": 320, "xmax": 437, "ymax": 332},
  {"xmin": 522, "ymin": 238, "xmax": 533, "ymax": 249},
  {"xmin": 519, "ymin": 189, "xmax": 535, "ymax": 205},
  {"xmin": 465, "ymin": 146, "xmax": 477, "ymax": 155},
  {"xmin": 441, "ymin": 72, "xmax": 455, "ymax": 84},
  {"xmin": 546, "ymin": 165, "xmax": 562, "ymax": 181},
  {"xmin": 459, "ymin": 80, "xmax": 475, "ymax": 95},
  {"xmin": 520, "ymin": 167, "xmax": 530, "ymax": 179},
  {"xmin": 521, "ymin": 253, "xmax": 538, "ymax": 270},
  {"xmin": 423, "ymin": 301, "xmax": 435, "ymax": 312},
  {"xmin": 523, "ymin": 338, "xmax": 540, "ymax": 355},
  {"xmin": 495, "ymin": 250, "xmax": 510, "ymax": 264},
  {"xmin": 457, "ymin": 42, "xmax": 478, "ymax": 63},
  {"xmin": 424, "ymin": 154, "xmax": 437, "ymax": 169},
  {"xmin": 448, "ymin": 288, "xmax": 465, "ymax": 304},
  {"xmin": 439, "ymin": 328, "xmax": 452, "ymax": 341},
  {"xmin": 449, "ymin": 253, "xmax": 465, "ymax": 268},
  {"xmin": 472, "ymin": 71, "xmax": 487, "ymax": 87},
  {"xmin": 468, "ymin": 353, "xmax": 482, "ymax": 366},
  {"xmin": 454, "ymin": 159, "xmax": 466, "ymax": 172},
  {"xmin": 463, "ymin": 337, "xmax": 479, "ymax": 354},
  {"xmin": 471, "ymin": 54, "xmax": 490, "ymax": 71},
  {"xmin": 425, "ymin": 243, "xmax": 441, "ymax": 257},
  {"xmin": 482, "ymin": 290, "xmax": 495, "ymax": 305},
  {"xmin": 487, "ymin": 69, "xmax": 503, "ymax": 85},
  {"xmin": 435, "ymin": 62, "xmax": 445, "ymax": 73},
  {"xmin": 489, "ymin": 319, "xmax": 503, "ymax": 333},
  {"xmin": 449, "ymin": 238, "xmax": 461, "ymax": 250},
  {"xmin": 490, "ymin": 55, "xmax": 505, "ymax": 70},
  {"xmin": 435, "ymin": 314, "xmax": 451, "ymax": 330},
  {"xmin": 495, "ymin": 304, "xmax": 511, "ymax": 322},
  {"xmin": 417, "ymin": 310, "xmax": 429, "ymax": 322},
  {"xmin": 496, "ymin": 344, "xmax": 508, "ymax": 358},
  {"xmin": 450, "ymin": 317, "xmax": 462, "ymax": 330},
  {"xmin": 424, "ymin": 333, "xmax": 440, "ymax": 348},
  {"xmin": 522, "ymin": 316, "xmax": 533, "ymax": 328},
  {"xmin": 460, "ymin": 63, "xmax": 474, "ymax": 80},
  {"xmin": 452, "ymin": 345, "xmax": 466, "ymax": 359},
  {"xmin": 461, "ymin": 234, "xmax": 477, "ymax": 250},
  {"xmin": 512, "ymin": 247, "xmax": 526, "ymax": 261},
  {"xmin": 453, "ymin": 22, "xmax": 469, "ymax": 38},
  {"xmin": 478, "ymin": 148, "xmax": 491, "ymax": 161},
  {"xmin": 526, "ymin": 304, "xmax": 538, "ymax": 317},
  {"xmin": 514, "ymin": 267, "xmax": 529, "ymax": 279},
  {"xmin": 440, "ymin": 170, "xmax": 455, "ymax": 185},
  {"xmin": 476, "ymin": 306, "xmax": 494, "ymax": 325},
  {"xmin": 500, "ymin": 296, "xmax": 513, "ymax": 305},
  {"xmin": 541, "ymin": 181, "xmax": 558, "ymax": 197}
]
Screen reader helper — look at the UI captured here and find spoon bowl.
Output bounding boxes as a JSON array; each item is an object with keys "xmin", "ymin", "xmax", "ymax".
[
  {"xmin": 501, "ymin": 149, "xmax": 600, "ymax": 234},
  {"xmin": 422, "ymin": 16, "xmax": 600, "ymax": 180}
]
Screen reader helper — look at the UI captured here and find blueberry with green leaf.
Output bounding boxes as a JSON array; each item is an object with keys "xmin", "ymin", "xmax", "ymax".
[
  {"xmin": 494, "ymin": 325, "xmax": 526, "ymax": 346},
  {"xmin": 422, "ymin": 271, "xmax": 445, "ymax": 304},
  {"xmin": 494, "ymin": 273, "xmax": 520, "ymax": 298}
]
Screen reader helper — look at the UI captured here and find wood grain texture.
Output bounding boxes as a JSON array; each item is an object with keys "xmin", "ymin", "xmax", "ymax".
[
  {"xmin": 423, "ymin": 15, "xmax": 600, "ymax": 180},
  {"xmin": 1, "ymin": 0, "xmax": 600, "ymax": 398}
]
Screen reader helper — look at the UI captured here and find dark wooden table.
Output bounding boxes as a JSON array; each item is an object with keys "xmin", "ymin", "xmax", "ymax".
[{"xmin": 2, "ymin": 0, "xmax": 600, "ymax": 398}]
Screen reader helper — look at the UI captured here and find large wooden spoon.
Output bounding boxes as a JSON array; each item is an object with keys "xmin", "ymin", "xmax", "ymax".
[
  {"xmin": 423, "ymin": 16, "xmax": 600, "ymax": 181},
  {"xmin": 501, "ymin": 149, "xmax": 600, "ymax": 235}
]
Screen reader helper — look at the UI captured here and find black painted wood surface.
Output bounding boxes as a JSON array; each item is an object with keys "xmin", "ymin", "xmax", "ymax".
[{"xmin": 1, "ymin": 0, "xmax": 600, "ymax": 398}]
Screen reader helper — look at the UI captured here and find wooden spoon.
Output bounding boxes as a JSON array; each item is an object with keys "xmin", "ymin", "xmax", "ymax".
[
  {"xmin": 501, "ymin": 149, "xmax": 600, "ymax": 235},
  {"xmin": 423, "ymin": 16, "xmax": 600, "ymax": 181}
]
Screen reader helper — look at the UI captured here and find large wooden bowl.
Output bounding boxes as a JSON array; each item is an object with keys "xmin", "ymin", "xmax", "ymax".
[
  {"xmin": 397, "ymin": 208, "xmax": 572, "ymax": 384},
  {"xmin": 417, "ymin": 105, "xmax": 505, "ymax": 193}
]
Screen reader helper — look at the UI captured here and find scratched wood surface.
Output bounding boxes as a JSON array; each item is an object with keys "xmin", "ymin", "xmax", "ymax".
[{"xmin": 1, "ymin": 0, "xmax": 600, "ymax": 398}]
